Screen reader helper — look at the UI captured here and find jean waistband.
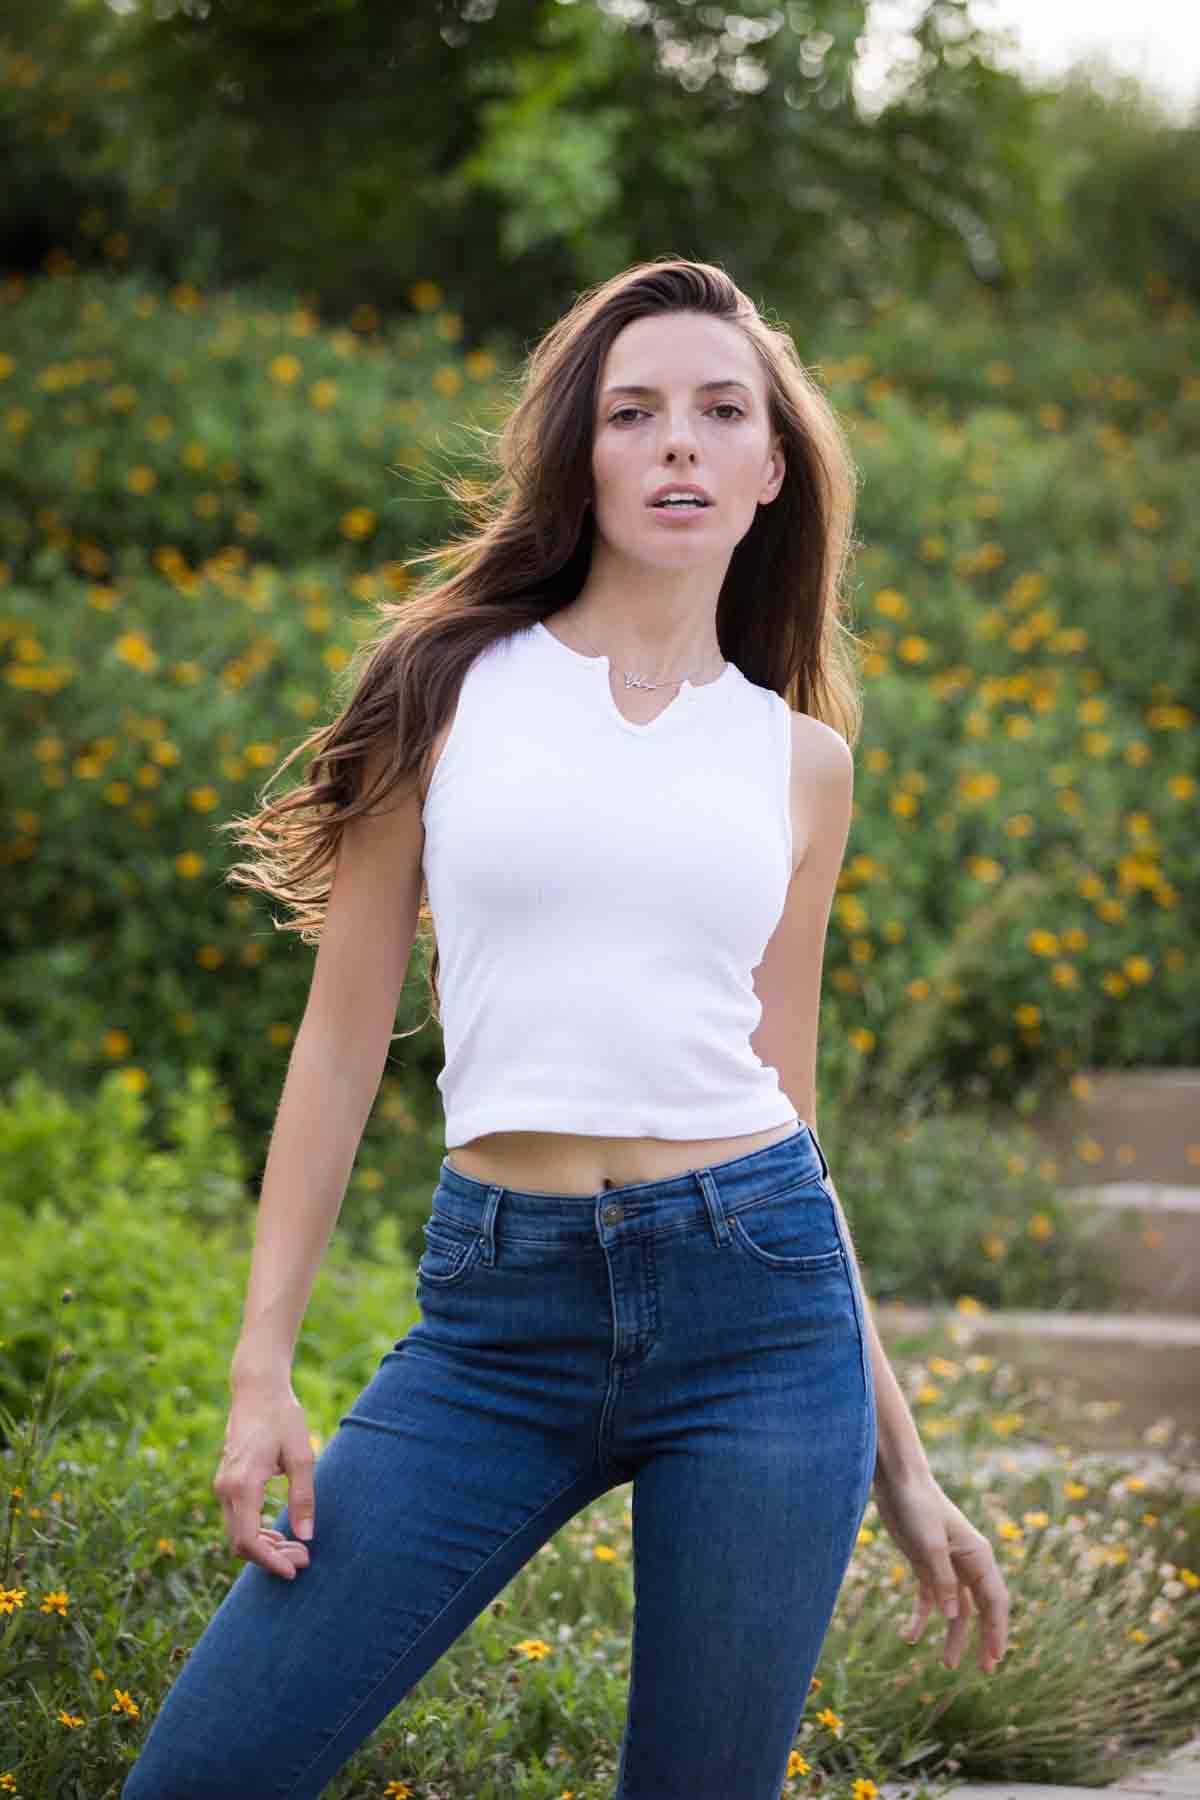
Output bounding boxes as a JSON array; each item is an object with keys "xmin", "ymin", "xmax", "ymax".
[{"xmin": 432, "ymin": 1117, "xmax": 834, "ymax": 1245}]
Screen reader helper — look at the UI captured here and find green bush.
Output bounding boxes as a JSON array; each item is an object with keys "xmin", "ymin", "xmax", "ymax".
[{"xmin": 0, "ymin": 1068, "xmax": 422, "ymax": 1453}]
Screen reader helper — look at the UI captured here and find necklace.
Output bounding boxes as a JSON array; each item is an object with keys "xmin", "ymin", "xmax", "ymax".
[{"xmin": 564, "ymin": 619, "xmax": 727, "ymax": 692}]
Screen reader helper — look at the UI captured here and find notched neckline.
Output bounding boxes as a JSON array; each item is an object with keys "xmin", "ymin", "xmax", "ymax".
[{"xmin": 533, "ymin": 619, "xmax": 735, "ymax": 736}]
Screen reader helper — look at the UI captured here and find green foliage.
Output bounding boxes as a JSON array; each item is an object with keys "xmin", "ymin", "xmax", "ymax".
[
  {"xmin": 0, "ymin": 1068, "xmax": 422, "ymax": 1454},
  {"xmin": 806, "ymin": 283, "xmax": 1198, "ymax": 1104},
  {"xmin": 10, "ymin": 0, "xmax": 1181, "ymax": 341},
  {"xmin": 0, "ymin": 264, "xmax": 480, "ymax": 572}
]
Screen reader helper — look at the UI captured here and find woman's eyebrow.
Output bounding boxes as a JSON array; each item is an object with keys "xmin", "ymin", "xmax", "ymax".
[{"xmin": 601, "ymin": 380, "xmax": 754, "ymax": 400}]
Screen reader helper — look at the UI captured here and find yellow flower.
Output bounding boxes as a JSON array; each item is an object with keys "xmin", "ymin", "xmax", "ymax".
[
  {"xmin": 898, "ymin": 635, "xmax": 932, "ymax": 662},
  {"xmin": 968, "ymin": 855, "xmax": 1003, "ymax": 882},
  {"xmin": 816, "ymin": 1706, "xmax": 843, "ymax": 1736},
  {"xmin": 340, "ymin": 506, "xmax": 376, "ymax": 540},
  {"xmin": 39, "ymin": 1589, "xmax": 69, "ymax": 1616},
  {"xmin": 114, "ymin": 631, "xmax": 157, "ymax": 672}
]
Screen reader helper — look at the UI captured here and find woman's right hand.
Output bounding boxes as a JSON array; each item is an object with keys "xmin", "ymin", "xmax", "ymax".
[{"xmin": 213, "ymin": 1377, "xmax": 316, "ymax": 1580}]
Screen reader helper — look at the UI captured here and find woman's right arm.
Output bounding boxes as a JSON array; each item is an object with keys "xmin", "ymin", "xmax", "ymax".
[{"xmin": 216, "ymin": 746, "xmax": 426, "ymax": 1575}]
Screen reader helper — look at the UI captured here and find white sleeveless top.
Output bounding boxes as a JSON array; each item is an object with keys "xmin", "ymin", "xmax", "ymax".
[{"xmin": 421, "ymin": 619, "xmax": 798, "ymax": 1147}]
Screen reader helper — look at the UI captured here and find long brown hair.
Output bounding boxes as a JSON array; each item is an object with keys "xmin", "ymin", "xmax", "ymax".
[{"xmin": 219, "ymin": 257, "xmax": 865, "ymax": 1037}]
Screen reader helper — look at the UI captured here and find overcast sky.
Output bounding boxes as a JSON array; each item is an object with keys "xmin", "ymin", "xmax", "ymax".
[{"xmin": 858, "ymin": 0, "xmax": 1200, "ymax": 122}]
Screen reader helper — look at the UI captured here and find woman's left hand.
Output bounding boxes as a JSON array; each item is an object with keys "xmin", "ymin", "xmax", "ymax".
[{"xmin": 871, "ymin": 1463, "xmax": 1011, "ymax": 1674}]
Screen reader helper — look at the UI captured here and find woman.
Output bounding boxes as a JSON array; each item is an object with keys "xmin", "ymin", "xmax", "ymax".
[{"xmin": 124, "ymin": 258, "xmax": 1009, "ymax": 1799}]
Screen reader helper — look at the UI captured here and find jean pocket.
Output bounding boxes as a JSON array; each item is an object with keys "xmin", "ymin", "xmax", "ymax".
[
  {"xmin": 416, "ymin": 1214, "xmax": 485, "ymax": 1289},
  {"xmin": 728, "ymin": 1182, "xmax": 844, "ymax": 1274}
]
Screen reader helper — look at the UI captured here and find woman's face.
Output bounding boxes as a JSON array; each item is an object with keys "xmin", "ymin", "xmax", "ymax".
[{"xmin": 590, "ymin": 310, "xmax": 785, "ymax": 568}]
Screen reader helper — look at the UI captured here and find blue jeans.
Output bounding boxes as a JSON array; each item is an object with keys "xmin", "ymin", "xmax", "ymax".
[{"xmin": 123, "ymin": 1119, "xmax": 877, "ymax": 1799}]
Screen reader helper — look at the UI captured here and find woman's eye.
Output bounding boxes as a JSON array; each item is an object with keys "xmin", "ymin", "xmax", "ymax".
[{"xmin": 608, "ymin": 404, "xmax": 744, "ymax": 424}]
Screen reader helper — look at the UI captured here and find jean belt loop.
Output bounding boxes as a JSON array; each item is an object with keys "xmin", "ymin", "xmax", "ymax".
[
  {"xmin": 696, "ymin": 1165, "xmax": 731, "ymax": 1246},
  {"xmin": 478, "ymin": 1183, "xmax": 504, "ymax": 1266}
]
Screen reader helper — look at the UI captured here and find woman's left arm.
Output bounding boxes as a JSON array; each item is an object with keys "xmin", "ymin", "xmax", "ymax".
[
  {"xmin": 752, "ymin": 721, "xmax": 1010, "ymax": 1673},
  {"xmin": 823, "ymin": 1169, "xmax": 1011, "ymax": 1675}
]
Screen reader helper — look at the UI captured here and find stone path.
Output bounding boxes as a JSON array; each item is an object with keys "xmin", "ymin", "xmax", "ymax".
[{"xmin": 874, "ymin": 1731, "xmax": 1200, "ymax": 1798}]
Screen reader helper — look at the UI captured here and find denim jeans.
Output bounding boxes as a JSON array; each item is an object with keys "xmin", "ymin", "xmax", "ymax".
[{"xmin": 123, "ymin": 1118, "xmax": 877, "ymax": 1799}]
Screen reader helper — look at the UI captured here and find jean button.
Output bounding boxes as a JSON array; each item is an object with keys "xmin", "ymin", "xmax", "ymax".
[{"xmin": 602, "ymin": 1202, "xmax": 623, "ymax": 1225}]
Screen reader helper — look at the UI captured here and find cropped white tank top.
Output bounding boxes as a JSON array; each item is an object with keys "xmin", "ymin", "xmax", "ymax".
[{"xmin": 420, "ymin": 618, "xmax": 798, "ymax": 1148}]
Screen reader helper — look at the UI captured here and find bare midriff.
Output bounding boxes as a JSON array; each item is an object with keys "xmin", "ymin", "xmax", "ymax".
[{"xmin": 445, "ymin": 1118, "xmax": 804, "ymax": 1198}]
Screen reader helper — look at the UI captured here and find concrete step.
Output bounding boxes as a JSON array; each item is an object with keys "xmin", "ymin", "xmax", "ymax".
[
  {"xmin": 1062, "ymin": 1182, "xmax": 1200, "ymax": 1314},
  {"xmin": 1020, "ymin": 1068, "xmax": 1200, "ymax": 1191},
  {"xmin": 874, "ymin": 1728, "xmax": 1200, "ymax": 1798},
  {"xmin": 874, "ymin": 1304, "xmax": 1200, "ymax": 1450}
]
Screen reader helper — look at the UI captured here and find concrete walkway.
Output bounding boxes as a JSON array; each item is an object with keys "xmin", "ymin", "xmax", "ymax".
[{"xmin": 874, "ymin": 1732, "xmax": 1200, "ymax": 1798}]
